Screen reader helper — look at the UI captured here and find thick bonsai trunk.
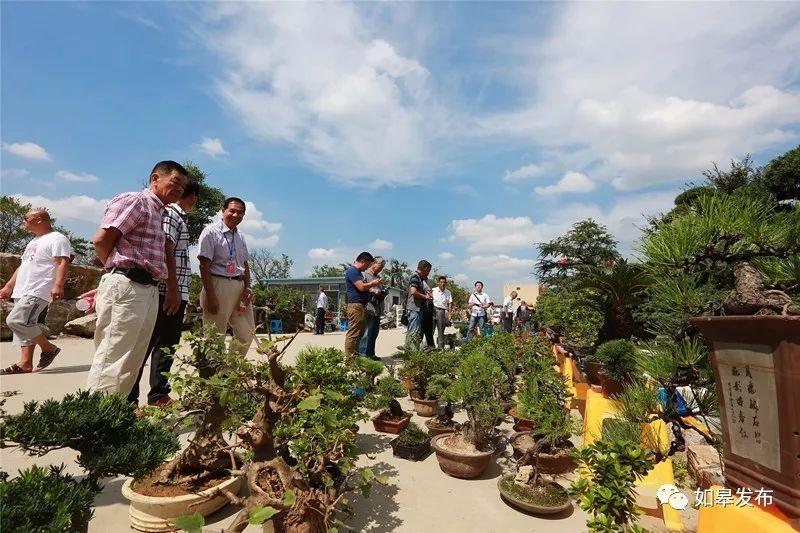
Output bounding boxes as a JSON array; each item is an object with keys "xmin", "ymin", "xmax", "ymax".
[
  {"xmin": 724, "ymin": 261, "xmax": 798, "ymax": 315},
  {"xmin": 158, "ymin": 401, "xmax": 231, "ymax": 483}
]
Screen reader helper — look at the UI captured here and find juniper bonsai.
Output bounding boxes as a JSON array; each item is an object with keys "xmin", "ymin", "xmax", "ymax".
[{"xmin": 0, "ymin": 391, "xmax": 179, "ymax": 532}]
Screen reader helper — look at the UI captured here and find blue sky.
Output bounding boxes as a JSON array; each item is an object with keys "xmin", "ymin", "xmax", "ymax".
[{"xmin": 3, "ymin": 2, "xmax": 799, "ymax": 293}]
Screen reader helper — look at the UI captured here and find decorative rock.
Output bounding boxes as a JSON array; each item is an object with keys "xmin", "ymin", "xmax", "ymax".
[
  {"xmin": 44, "ymin": 299, "xmax": 81, "ymax": 335},
  {"xmin": 64, "ymin": 314, "xmax": 98, "ymax": 337},
  {"xmin": 514, "ymin": 465, "xmax": 533, "ymax": 487},
  {"xmin": 687, "ymin": 444, "xmax": 724, "ymax": 489},
  {"xmin": 0, "ymin": 300, "xmax": 13, "ymax": 340}
]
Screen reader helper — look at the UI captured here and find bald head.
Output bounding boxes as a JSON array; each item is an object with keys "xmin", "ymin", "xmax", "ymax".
[{"xmin": 23, "ymin": 208, "xmax": 53, "ymax": 236}]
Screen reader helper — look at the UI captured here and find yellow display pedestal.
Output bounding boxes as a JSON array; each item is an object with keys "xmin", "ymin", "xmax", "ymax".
[
  {"xmin": 554, "ymin": 346, "xmax": 588, "ymax": 412},
  {"xmin": 581, "ymin": 386, "xmax": 684, "ymax": 531},
  {"xmin": 697, "ymin": 486, "xmax": 797, "ymax": 533}
]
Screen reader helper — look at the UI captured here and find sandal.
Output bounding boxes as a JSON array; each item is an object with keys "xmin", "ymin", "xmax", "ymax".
[
  {"xmin": 35, "ymin": 347, "xmax": 61, "ymax": 371},
  {"xmin": 1, "ymin": 364, "xmax": 31, "ymax": 375}
]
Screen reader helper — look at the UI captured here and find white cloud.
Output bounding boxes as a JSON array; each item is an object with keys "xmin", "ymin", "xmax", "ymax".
[
  {"xmin": 2, "ymin": 142, "xmax": 52, "ymax": 161},
  {"xmin": 453, "ymin": 273, "xmax": 469, "ymax": 282},
  {"xmin": 56, "ymin": 170, "xmax": 100, "ymax": 183},
  {"xmin": 369, "ymin": 239, "xmax": 393, "ymax": 251},
  {"xmin": 1, "ymin": 168, "xmax": 29, "ymax": 180},
  {"xmin": 452, "ymin": 184, "xmax": 479, "ymax": 197},
  {"xmin": 197, "ymin": 137, "xmax": 229, "ymax": 157},
  {"xmin": 534, "ymin": 171, "xmax": 595, "ymax": 195},
  {"xmin": 242, "ymin": 234, "xmax": 280, "ymax": 247},
  {"xmin": 465, "ymin": 254, "xmax": 534, "ymax": 277},
  {"xmin": 449, "ymin": 214, "xmax": 558, "ymax": 253},
  {"xmin": 14, "ymin": 194, "xmax": 108, "ymax": 227},
  {"xmin": 239, "ymin": 201, "xmax": 281, "ymax": 233},
  {"xmin": 438, "ymin": 252, "xmax": 455, "ymax": 260},
  {"xmin": 308, "ymin": 247, "xmax": 338, "ymax": 260},
  {"xmin": 503, "ymin": 164, "xmax": 543, "ymax": 182},
  {"xmin": 479, "ymin": 3, "xmax": 800, "ymax": 189},
  {"xmin": 199, "ymin": 2, "xmax": 449, "ymax": 186}
]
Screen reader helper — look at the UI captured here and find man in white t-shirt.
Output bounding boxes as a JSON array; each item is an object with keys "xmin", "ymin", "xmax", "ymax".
[
  {"xmin": 432, "ymin": 275, "xmax": 452, "ymax": 349},
  {"xmin": 502, "ymin": 290, "xmax": 517, "ymax": 333},
  {"xmin": 466, "ymin": 281, "xmax": 492, "ymax": 342},
  {"xmin": 0, "ymin": 208, "xmax": 72, "ymax": 374}
]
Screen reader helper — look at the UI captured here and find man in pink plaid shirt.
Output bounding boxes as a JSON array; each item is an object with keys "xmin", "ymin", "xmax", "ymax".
[{"xmin": 86, "ymin": 161, "xmax": 188, "ymax": 394}]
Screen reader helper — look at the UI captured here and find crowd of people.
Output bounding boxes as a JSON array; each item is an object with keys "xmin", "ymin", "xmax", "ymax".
[{"xmin": 1, "ymin": 159, "xmax": 534, "ymax": 407}]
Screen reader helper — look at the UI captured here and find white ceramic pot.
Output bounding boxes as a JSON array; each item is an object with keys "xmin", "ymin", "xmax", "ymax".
[{"xmin": 122, "ymin": 475, "xmax": 243, "ymax": 532}]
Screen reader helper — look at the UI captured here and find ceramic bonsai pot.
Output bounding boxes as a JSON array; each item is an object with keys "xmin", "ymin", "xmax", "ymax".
[
  {"xmin": 371, "ymin": 411, "xmax": 412, "ymax": 434},
  {"xmin": 431, "ymin": 433, "xmax": 493, "ymax": 479},
  {"xmin": 391, "ymin": 437, "xmax": 431, "ymax": 461},
  {"xmin": 425, "ymin": 418, "xmax": 456, "ymax": 436},
  {"xmin": 508, "ymin": 406, "xmax": 537, "ymax": 432},
  {"xmin": 598, "ymin": 369, "xmax": 624, "ymax": 398},
  {"xmin": 122, "ymin": 475, "xmax": 243, "ymax": 532},
  {"xmin": 509, "ymin": 432, "xmax": 576, "ymax": 475},
  {"xmin": 412, "ymin": 397, "xmax": 439, "ymax": 417},
  {"xmin": 497, "ymin": 475, "xmax": 572, "ymax": 515},
  {"xmin": 690, "ymin": 315, "xmax": 800, "ymax": 527}
]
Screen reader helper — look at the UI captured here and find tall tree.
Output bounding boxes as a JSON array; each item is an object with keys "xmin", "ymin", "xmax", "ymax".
[
  {"xmin": 249, "ymin": 250, "xmax": 293, "ymax": 286},
  {"xmin": 182, "ymin": 161, "xmax": 225, "ymax": 245},
  {"xmin": 383, "ymin": 258, "xmax": 411, "ymax": 289},
  {"xmin": 310, "ymin": 264, "xmax": 345, "ymax": 277},
  {"xmin": 535, "ymin": 219, "xmax": 619, "ymax": 289}
]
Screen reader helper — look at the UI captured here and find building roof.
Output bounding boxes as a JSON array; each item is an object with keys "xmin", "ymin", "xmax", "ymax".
[{"xmin": 263, "ymin": 277, "xmax": 405, "ymax": 293}]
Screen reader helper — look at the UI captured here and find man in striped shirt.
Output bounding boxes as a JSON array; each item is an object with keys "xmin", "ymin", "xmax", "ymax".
[
  {"xmin": 87, "ymin": 161, "xmax": 188, "ymax": 394},
  {"xmin": 128, "ymin": 180, "xmax": 199, "ymax": 407}
]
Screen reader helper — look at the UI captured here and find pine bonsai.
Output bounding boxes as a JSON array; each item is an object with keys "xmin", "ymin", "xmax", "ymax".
[{"xmin": 0, "ymin": 391, "xmax": 179, "ymax": 532}]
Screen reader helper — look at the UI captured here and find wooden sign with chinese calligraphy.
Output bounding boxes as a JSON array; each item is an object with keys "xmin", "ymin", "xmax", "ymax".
[{"xmin": 714, "ymin": 341, "xmax": 780, "ymax": 472}]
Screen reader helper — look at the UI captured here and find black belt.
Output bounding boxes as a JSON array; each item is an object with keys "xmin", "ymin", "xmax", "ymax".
[
  {"xmin": 212, "ymin": 273, "xmax": 244, "ymax": 281},
  {"xmin": 107, "ymin": 267, "xmax": 158, "ymax": 286}
]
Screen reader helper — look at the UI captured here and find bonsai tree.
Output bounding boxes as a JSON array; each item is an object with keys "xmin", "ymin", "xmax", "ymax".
[
  {"xmin": 396, "ymin": 344, "xmax": 457, "ymax": 399},
  {"xmin": 514, "ymin": 354, "xmax": 573, "ymax": 427},
  {"xmin": 642, "ymin": 193, "xmax": 799, "ymax": 326},
  {"xmin": 390, "ymin": 422, "xmax": 431, "ymax": 461},
  {"xmin": 363, "ymin": 374, "xmax": 406, "ymax": 411},
  {"xmin": 143, "ymin": 326, "xmax": 261, "ymax": 489},
  {"xmin": 0, "ymin": 391, "xmax": 178, "ymax": 532},
  {"xmin": 354, "ymin": 356, "xmax": 385, "ymax": 393},
  {"xmin": 570, "ymin": 440, "xmax": 654, "ymax": 533},
  {"xmin": 182, "ymin": 343, "xmax": 385, "ymax": 533},
  {"xmin": 459, "ymin": 332, "xmax": 518, "ymax": 399},
  {"xmin": 443, "ymin": 352, "xmax": 510, "ymax": 451},
  {"xmin": 592, "ymin": 339, "xmax": 639, "ymax": 386}
]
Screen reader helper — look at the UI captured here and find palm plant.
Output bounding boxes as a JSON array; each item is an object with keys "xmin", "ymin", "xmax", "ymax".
[
  {"xmin": 576, "ymin": 259, "xmax": 651, "ymax": 342},
  {"xmin": 383, "ymin": 258, "xmax": 411, "ymax": 289}
]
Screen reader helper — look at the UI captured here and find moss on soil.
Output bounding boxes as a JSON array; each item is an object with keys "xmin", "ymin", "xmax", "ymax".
[{"xmin": 499, "ymin": 475, "xmax": 569, "ymax": 507}]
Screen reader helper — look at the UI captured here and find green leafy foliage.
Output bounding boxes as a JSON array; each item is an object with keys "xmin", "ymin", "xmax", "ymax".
[
  {"xmin": 396, "ymin": 345, "xmax": 457, "ymax": 397},
  {"xmin": 444, "ymin": 352, "xmax": 509, "ymax": 449},
  {"xmin": 310, "ymin": 264, "xmax": 345, "ymax": 277},
  {"xmin": 171, "ymin": 512, "xmax": 205, "ymax": 533},
  {"xmin": 251, "ymin": 286, "xmax": 306, "ymax": 315},
  {"xmin": 1, "ymin": 391, "xmax": 179, "ymax": 480},
  {"xmin": 593, "ymin": 339, "xmax": 639, "ymax": 383},
  {"xmin": 460, "ymin": 332, "xmax": 517, "ymax": 395},
  {"xmin": 276, "ymin": 347, "xmax": 367, "ymax": 485},
  {"xmin": 0, "ymin": 465, "xmax": 97, "ymax": 533},
  {"xmin": 248, "ymin": 506, "xmax": 281, "ymax": 524},
  {"xmin": 364, "ymin": 375, "xmax": 406, "ymax": 410},
  {"xmin": 182, "ymin": 162, "xmax": 225, "ymax": 246},
  {"xmin": 536, "ymin": 287, "xmax": 603, "ymax": 347},
  {"xmin": 393, "ymin": 422, "xmax": 430, "ymax": 447},
  {"xmin": 570, "ymin": 440, "xmax": 654, "ymax": 532},
  {"xmin": 515, "ymin": 359, "xmax": 575, "ymax": 448}
]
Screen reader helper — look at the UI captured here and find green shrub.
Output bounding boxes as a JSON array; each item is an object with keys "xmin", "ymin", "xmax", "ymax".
[
  {"xmin": 394, "ymin": 423, "xmax": 430, "ymax": 447},
  {"xmin": 444, "ymin": 352, "xmax": 509, "ymax": 450},
  {"xmin": 355, "ymin": 356, "xmax": 385, "ymax": 390},
  {"xmin": 364, "ymin": 375, "xmax": 406, "ymax": 410},
  {"xmin": 594, "ymin": 339, "xmax": 639, "ymax": 382},
  {"xmin": 0, "ymin": 466, "xmax": 97, "ymax": 533},
  {"xmin": 536, "ymin": 287, "xmax": 603, "ymax": 347},
  {"xmin": 570, "ymin": 440, "xmax": 654, "ymax": 532},
  {"xmin": 424, "ymin": 374, "xmax": 451, "ymax": 401},
  {"xmin": 0, "ymin": 391, "xmax": 178, "ymax": 533}
]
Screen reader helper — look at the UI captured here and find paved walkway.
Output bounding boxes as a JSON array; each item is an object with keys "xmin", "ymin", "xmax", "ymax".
[{"xmin": 1, "ymin": 329, "xmax": 688, "ymax": 532}]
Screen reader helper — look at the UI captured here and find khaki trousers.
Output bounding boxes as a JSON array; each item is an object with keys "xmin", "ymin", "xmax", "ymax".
[
  {"xmin": 87, "ymin": 273, "xmax": 159, "ymax": 394},
  {"xmin": 345, "ymin": 303, "xmax": 366, "ymax": 357},
  {"xmin": 201, "ymin": 276, "xmax": 255, "ymax": 356}
]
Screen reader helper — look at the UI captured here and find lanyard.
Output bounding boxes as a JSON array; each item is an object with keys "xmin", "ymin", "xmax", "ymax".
[{"xmin": 222, "ymin": 231, "xmax": 236, "ymax": 260}]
